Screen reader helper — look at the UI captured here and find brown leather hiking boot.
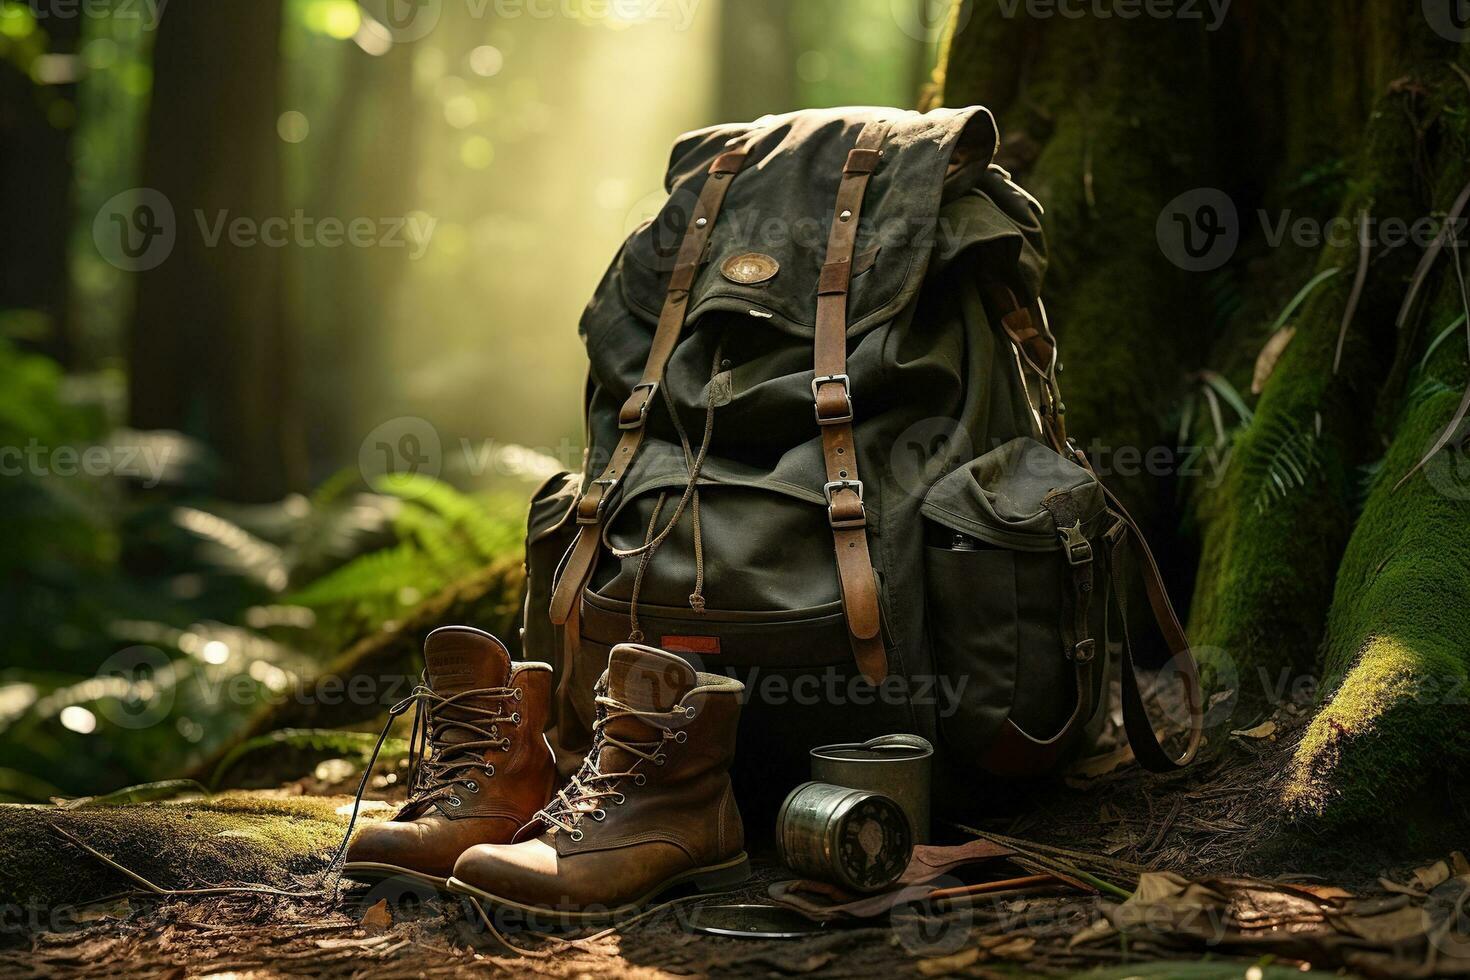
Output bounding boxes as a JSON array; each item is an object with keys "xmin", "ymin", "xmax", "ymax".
[
  {"xmin": 342, "ymin": 626, "xmax": 557, "ymax": 888},
  {"xmin": 447, "ymin": 643, "xmax": 749, "ymax": 922}
]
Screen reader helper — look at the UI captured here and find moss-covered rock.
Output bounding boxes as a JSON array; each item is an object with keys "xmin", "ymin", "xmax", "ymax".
[{"xmin": 0, "ymin": 794, "xmax": 349, "ymax": 910}]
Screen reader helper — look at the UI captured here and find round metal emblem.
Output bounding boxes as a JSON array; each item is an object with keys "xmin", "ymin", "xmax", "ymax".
[{"xmin": 721, "ymin": 252, "xmax": 780, "ymax": 285}]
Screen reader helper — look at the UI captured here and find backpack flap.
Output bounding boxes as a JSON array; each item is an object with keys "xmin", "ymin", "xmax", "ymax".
[{"xmin": 603, "ymin": 105, "xmax": 1001, "ymax": 343}]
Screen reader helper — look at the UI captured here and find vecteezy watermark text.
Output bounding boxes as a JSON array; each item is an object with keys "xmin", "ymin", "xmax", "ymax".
[{"xmin": 995, "ymin": 0, "xmax": 1231, "ymax": 31}]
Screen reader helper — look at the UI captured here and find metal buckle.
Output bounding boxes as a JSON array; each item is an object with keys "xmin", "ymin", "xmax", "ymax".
[
  {"xmin": 823, "ymin": 479, "xmax": 866, "ymax": 528},
  {"xmin": 575, "ymin": 479, "xmax": 616, "ymax": 525},
  {"xmin": 1059, "ymin": 521, "xmax": 1093, "ymax": 565},
  {"xmin": 618, "ymin": 382, "xmax": 658, "ymax": 430},
  {"xmin": 811, "ymin": 374, "xmax": 854, "ymax": 425}
]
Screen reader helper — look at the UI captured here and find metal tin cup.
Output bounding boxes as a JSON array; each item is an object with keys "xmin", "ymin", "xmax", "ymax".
[
  {"xmin": 776, "ymin": 781, "xmax": 913, "ymax": 894},
  {"xmin": 810, "ymin": 734, "xmax": 933, "ymax": 843}
]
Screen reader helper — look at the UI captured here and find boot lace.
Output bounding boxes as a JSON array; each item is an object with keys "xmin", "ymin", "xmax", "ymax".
[
  {"xmin": 325, "ymin": 678, "xmax": 519, "ymax": 874},
  {"xmin": 533, "ymin": 680, "xmax": 691, "ymax": 842}
]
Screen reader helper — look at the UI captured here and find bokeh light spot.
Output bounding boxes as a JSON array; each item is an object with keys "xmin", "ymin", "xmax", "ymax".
[
  {"xmin": 278, "ymin": 110, "xmax": 310, "ymax": 143},
  {"xmin": 469, "ymin": 45, "xmax": 503, "ymax": 78},
  {"xmin": 60, "ymin": 705, "xmax": 97, "ymax": 734},
  {"xmin": 459, "ymin": 135, "xmax": 494, "ymax": 170}
]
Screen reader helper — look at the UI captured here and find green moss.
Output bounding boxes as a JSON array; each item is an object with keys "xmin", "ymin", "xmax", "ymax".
[
  {"xmin": 1283, "ymin": 382, "xmax": 1470, "ymax": 824},
  {"xmin": 1187, "ymin": 90, "xmax": 1430, "ymax": 687},
  {"xmin": 0, "ymin": 793, "xmax": 348, "ymax": 909}
]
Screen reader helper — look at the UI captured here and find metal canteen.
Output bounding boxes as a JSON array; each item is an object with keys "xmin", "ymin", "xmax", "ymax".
[
  {"xmin": 809, "ymin": 733, "xmax": 933, "ymax": 843},
  {"xmin": 775, "ymin": 781, "xmax": 913, "ymax": 894}
]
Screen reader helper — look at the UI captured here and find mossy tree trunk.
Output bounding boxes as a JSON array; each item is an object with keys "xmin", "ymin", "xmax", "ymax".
[{"xmin": 939, "ymin": 1, "xmax": 1470, "ymax": 828}]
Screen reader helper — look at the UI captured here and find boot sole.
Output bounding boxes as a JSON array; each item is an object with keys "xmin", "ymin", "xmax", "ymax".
[
  {"xmin": 445, "ymin": 852, "xmax": 751, "ymax": 926},
  {"xmin": 341, "ymin": 861, "xmax": 451, "ymax": 892}
]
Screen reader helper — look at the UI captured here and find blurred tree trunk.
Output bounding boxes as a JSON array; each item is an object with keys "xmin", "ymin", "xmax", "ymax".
[
  {"xmin": 127, "ymin": 1, "xmax": 304, "ymax": 501},
  {"xmin": 294, "ymin": 41, "xmax": 418, "ymax": 475},
  {"xmin": 717, "ymin": 0, "xmax": 797, "ymax": 120},
  {"xmin": 0, "ymin": 3, "xmax": 82, "ymax": 361},
  {"xmin": 938, "ymin": 0, "xmax": 1470, "ymax": 831}
]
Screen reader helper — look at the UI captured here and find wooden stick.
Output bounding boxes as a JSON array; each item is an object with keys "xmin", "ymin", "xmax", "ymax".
[{"xmin": 927, "ymin": 874, "xmax": 1058, "ymax": 900}]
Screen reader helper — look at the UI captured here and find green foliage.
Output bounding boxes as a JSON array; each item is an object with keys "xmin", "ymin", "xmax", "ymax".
[
  {"xmin": 1243, "ymin": 414, "xmax": 1325, "ymax": 515},
  {"xmin": 210, "ymin": 728, "xmax": 408, "ymax": 790},
  {"xmin": 0, "ymin": 341, "xmax": 528, "ymax": 798},
  {"xmin": 286, "ymin": 474, "xmax": 523, "ymax": 647}
]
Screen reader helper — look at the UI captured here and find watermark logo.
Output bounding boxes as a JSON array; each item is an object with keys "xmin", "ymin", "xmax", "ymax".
[
  {"xmin": 893, "ymin": 0, "xmax": 965, "ymax": 42},
  {"xmin": 359, "ymin": 416, "xmax": 444, "ymax": 489},
  {"xmin": 94, "ymin": 188, "xmax": 176, "ymax": 273},
  {"xmin": 892, "ymin": 875, "xmax": 975, "ymax": 956},
  {"xmin": 1425, "ymin": 0, "xmax": 1470, "ymax": 43},
  {"xmin": 889, "ymin": 417, "xmax": 975, "ymax": 502},
  {"xmin": 1156, "ymin": 187, "xmax": 1239, "ymax": 271},
  {"xmin": 358, "ymin": 0, "xmax": 444, "ymax": 43},
  {"xmin": 1423, "ymin": 415, "xmax": 1470, "ymax": 502},
  {"xmin": 94, "ymin": 645, "xmax": 174, "ymax": 730}
]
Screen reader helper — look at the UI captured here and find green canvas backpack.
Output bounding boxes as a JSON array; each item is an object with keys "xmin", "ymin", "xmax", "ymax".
[{"xmin": 520, "ymin": 106, "xmax": 1203, "ymax": 796}]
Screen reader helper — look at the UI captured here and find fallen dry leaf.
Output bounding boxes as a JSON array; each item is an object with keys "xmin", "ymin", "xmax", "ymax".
[
  {"xmin": 1068, "ymin": 918, "xmax": 1116, "ymax": 948},
  {"xmin": 360, "ymin": 899, "xmax": 392, "ymax": 934},
  {"xmin": 1231, "ymin": 720, "xmax": 1276, "ymax": 740},
  {"xmin": 1068, "ymin": 744, "xmax": 1135, "ymax": 780},
  {"xmin": 916, "ymin": 947, "xmax": 979, "ymax": 976},
  {"xmin": 988, "ymin": 936, "xmax": 1036, "ymax": 960},
  {"xmin": 1253, "ymin": 325, "xmax": 1296, "ymax": 394}
]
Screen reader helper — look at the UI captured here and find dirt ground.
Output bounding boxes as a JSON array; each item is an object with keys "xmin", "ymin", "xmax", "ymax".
[{"xmin": 2, "ymin": 697, "xmax": 1467, "ymax": 979}]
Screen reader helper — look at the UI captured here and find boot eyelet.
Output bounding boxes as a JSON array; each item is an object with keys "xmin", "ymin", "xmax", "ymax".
[
  {"xmin": 465, "ymin": 780, "xmax": 478, "ymax": 793},
  {"xmin": 592, "ymin": 809, "xmax": 606, "ymax": 821},
  {"xmin": 446, "ymin": 796, "xmax": 462, "ymax": 807},
  {"xmin": 634, "ymin": 773, "xmax": 647, "ymax": 786},
  {"xmin": 485, "ymin": 766, "xmax": 495, "ymax": 777},
  {"xmin": 674, "ymin": 731, "xmax": 688, "ymax": 743},
  {"xmin": 511, "ymin": 712, "xmax": 521, "ymax": 724},
  {"xmin": 570, "ymin": 829, "xmax": 584, "ymax": 842},
  {"xmin": 611, "ymin": 793, "xmax": 625, "ymax": 805},
  {"xmin": 654, "ymin": 755, "xmax": 666, "ymax": 766},
  {"xmin": 513, "ymin": 687, "xmax": 523, "ymax": 701},
  {"xmin": 684, "ymin": 706, "xmax": 696, "ymax": 719}
]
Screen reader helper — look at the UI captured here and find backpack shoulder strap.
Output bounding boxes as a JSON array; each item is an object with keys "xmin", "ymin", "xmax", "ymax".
[
  {"xmin": 549, "ymin": 140, "xmax": 755, "ymax": 628},
  {"xmin": 1103, "ymin": 488, "xmax": 1205, "ymax": 771},
  {"xmin": 812, "ymin": 118, "xmax": 892, "ymax": 684}
]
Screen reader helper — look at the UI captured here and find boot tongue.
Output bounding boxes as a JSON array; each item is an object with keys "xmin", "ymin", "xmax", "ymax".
[
  {"xmin": 598, "ymin": 644, "xmax": 698, "ymax": 769},
  {"xmin": 423, "ymin": 626, "xmax": 510, "ymax": 695},
  {"xmin": 422, "ymin": 627, "xmax": 510, "ymax": 747},
  {"xmin": 606, "ymin": 644, "xmax": 697, "ymax": 712}
]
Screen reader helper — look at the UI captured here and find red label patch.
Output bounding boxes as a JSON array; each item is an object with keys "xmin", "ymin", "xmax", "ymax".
[{"xmin": 661, "ymin": 635, "xmax": 722, "ymax": 655}]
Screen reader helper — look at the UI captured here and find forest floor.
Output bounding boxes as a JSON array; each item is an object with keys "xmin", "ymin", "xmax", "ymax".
[{"xmin": 3, "ymin": 694, "xmax": 1468, "ymax": 979}]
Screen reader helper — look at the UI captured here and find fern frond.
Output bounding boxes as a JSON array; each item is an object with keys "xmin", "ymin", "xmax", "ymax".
[{"xmin": 1245, "ymin": 415, "xmax": 1324, "ymax": 514}]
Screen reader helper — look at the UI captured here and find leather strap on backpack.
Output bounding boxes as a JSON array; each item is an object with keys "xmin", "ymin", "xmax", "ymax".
[
  {"xmin": 548, "ymin": 141, "xmax": 755, "ymax": 629},
  {"xmin": 1101, "ymin": 485, "xmax": 1204, "ymax": 771},
  {"xmin": 812, "ymin": 120, "xmax": 892, "ymax": 684}
]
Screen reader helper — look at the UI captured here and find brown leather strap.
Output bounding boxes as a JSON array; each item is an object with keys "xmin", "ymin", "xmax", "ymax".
[
  {"xmin": 813, "ymin": 120, "xmax": 891, "ymax": 683},
  {"xmin": 1101, "ymin": 484, "xmax": 1203, "ymax": 771},
  {"xmin": 549, "ymin": 142, "xmax": 755, "ymax": 627}
]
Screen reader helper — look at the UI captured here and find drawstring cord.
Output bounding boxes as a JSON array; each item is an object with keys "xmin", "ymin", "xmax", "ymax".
[
  {"xmin": 609, "ymin": 340, "xmax": 724, "ymax": 638},
  {"xmin": 323, "ymin": 681, "xmax": 517, "ymax": 876},
  {"xmin": 627, "ymin": 493, "xmax": 667, "ymax": 642}
]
